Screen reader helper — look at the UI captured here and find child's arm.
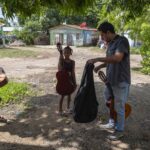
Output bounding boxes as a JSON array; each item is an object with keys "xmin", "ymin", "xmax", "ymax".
[
  {"xmin": 72, "ymin": 60, "xmax": 77, "ymax": 87},
  {"xmin": 58, "ymin": 53, "xmax": 64, "ymax": 71},
  {"xmin": 57, "ymin": 43, "xmax": 64, "ymax": 71}
]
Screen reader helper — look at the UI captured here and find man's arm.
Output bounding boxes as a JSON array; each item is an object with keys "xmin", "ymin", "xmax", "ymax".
[{"xmin": 88, "ymin": 52, "xmax": 124, "ymax": 64}]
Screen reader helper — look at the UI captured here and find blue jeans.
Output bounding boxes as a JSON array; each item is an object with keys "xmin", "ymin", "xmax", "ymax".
[{"xmin": 104, "ymin": 82, "xmax": 130, "ymax": 131}]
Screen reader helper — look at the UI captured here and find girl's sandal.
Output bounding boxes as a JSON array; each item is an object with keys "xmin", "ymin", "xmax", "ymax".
[
  {"xmin": 65, "ymin": 109, "xmax": 73, "ymax": 114},
  {"xmin": 56, "ymin": 111, "xmax": 67, "ymax": 117}
]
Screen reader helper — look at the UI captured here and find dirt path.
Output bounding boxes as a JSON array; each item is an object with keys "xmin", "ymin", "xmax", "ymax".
[{"xmin": 0, "ymin": 46, "xmax": 150, "ymax": 150}]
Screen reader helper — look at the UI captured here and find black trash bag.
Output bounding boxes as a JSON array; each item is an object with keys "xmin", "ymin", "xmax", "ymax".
[{"xmin": 73, "ymin": 63, "xmax": 99, "ymax": 123}]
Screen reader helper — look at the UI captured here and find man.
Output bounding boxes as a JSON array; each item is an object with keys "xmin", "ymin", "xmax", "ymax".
[{"xmin": 88, "ymin": 21, "xmax": 131, "ymax": 140}]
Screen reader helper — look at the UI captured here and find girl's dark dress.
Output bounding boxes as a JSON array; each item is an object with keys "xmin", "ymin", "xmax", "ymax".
[{"xmin": 63, "ymin": 60, "xmax": 75, "ymax": 85}]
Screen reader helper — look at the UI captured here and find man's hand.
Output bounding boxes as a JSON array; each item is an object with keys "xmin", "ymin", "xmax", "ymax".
[
  {"xmin": 94, "ymin": 65, "xmax": 101, "ymax": 73},
  {"xmin": 56, "ymin": 42, "xmax": 63, "ymax": 54},
  {"xmin": 94, "ymin": 63, "xmax": 107, "ymax": 73},
  {"xmin": 87, "ymin": 58, "xmax": 98, "ymax": 64}
]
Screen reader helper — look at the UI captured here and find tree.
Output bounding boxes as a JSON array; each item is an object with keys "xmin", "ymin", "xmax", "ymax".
[
  {"xmin": 39, "ymin": 8, "xmax": 63, "ymax": 34},
  {"xmin": 97, "ymin": 6, "xmax": 126, "ymax": 34},
  {"xmin": 96, "ymin": 1, "xmax": 150, "ymax": 74},
  {"xmin": 0, "ymin": 0, "xmax": 95, "ymax": 18},
  {"xmin": 0, "ymin": 0, "xmax": 149, "ymax": 19},
  {"xmin": 18, "ymin": 6, "xmax": 99, "ymax": 35},
  {"xmin": 14, "ymin": 18, "xmax": 42, "ymax": 45},
  {"xmin": 65, "ymin": 8, "xmax": 99, "ymax": 28},
  {"xmin": 140, "ymin": 23, "xmax": 150, "ymax": 74}
]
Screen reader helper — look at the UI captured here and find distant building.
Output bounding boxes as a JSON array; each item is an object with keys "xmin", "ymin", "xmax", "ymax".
[
  {"xmin": 0, "ymin": 23, "xmax": 22, "ymax": 47},
  {"xmin": 124, "ymin": 32, "xmax": 141, "ymax": 47},
  {"xmin": 2, "ymin": 27, "xmax": 22, "ymax": 32},
  {"xmin": 0, "ymin": 7, "xmax": 21, "ymax": 46},
  {"xmin": 49, "ymin": 24, "xmax": 99, "ymax": 46}
]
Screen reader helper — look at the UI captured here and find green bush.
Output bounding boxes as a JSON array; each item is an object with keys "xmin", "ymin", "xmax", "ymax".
[
  {"xmin": 140, "ymin": 23, "xmax": 150, "ymax": 75},
  {"xmin": 14, "ymin": 20, "xmax": 42, "ymax": 45},
  {"xmin": 0, "ymin": 82, "xmax": 31, "ymax": 106},
  {"xmin": 130, "ymin": 47, "xmax": 140, "ymax": 54}
]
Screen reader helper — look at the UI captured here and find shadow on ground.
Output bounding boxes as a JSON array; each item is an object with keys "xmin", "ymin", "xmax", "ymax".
[{"xmin": 0, "ymin": 82, "xmax": 150, "ymax": 150}]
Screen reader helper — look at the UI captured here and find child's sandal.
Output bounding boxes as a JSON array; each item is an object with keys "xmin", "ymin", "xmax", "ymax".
[{"xmin": 56, "ymin": 111, "xmax": 65, "ymax": 116}]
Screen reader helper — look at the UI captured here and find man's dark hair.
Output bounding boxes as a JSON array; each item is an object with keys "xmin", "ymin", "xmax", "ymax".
[{"xmin": 98, "ymin": 22, "xmax": 115, "ymax": 33}]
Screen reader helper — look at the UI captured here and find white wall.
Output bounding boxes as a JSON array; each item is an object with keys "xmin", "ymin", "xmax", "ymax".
[{"xmin": 124, "ymin": 33, "xmax": 135, "ymax": 47}]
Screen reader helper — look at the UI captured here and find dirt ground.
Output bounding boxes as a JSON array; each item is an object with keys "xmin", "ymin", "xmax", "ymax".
[{"xmin": 0, "ymin": 46, "xmax": 150, "ymax": 150}]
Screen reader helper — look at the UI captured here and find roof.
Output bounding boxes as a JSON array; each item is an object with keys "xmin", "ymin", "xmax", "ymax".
[
  {"xmin": 3, "ymin": 27, "xmax": 22, "ymax": 32},
  {"xmin": 49, "ymin": 24, "xmax": 97, "ymax": 31}
]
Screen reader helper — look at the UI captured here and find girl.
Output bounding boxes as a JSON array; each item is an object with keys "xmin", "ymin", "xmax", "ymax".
[{"xmin": 56, "ymin": 43, "xmax": 77, "ymax": 115}]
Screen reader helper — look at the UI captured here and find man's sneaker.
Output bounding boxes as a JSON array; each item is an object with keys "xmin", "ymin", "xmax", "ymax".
[
  {"xmin": 107, "ymin": 131, "xmax": 124, "ymax": 140},
  {"xmin": 99, "ymin": 119, "xmax": 115, "ymax": 129},
  {"xmin": 100, "ymin": 122, "xmax": 114, "ymax": 129}
]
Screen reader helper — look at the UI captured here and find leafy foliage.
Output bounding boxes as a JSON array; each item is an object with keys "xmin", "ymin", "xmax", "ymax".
[
  {"xmin": 15, "ymin": 7, "xmax": 99, "ymax": 42},
  {"xmin": 130, "ymin": 47, "xmax": 141, "ymax": 54},
  {"xmin": 0, "ymin": 82, "xmax": 31, "ymax": 106},
  {"xmin": 0, "ymin": 0, "xmax": 149, "ymax": 19},
  {"xmin": 19, "ymin": 7, "xmax": 99, "ymax": 33},
  {"xmin": 14, "ymin": 18, "xmax": 42, "ymax": 44},
  {"xmin": 98, "ymin": 6, "xmax": 127, "ymax": 33},
  {"xmin": 0, "ymin": 0, "xmax": 96, "ymax": 18},
  {"xmin": 107, "ymin": 0, "xmax": 149, "ymax": 19},
  {"xmin": 140, "ymin": 23, "xmax": 150, "ymax": 75},
  {"xmin": 96, "ymin": 1, "xmax": 150, "ymax": 74},
  {"xmin": 123, "ymin": 9, "xmax": 150, "ymax": 74},
  {"xmin": 1, "ymin": 0, "xmax": 43, "ymax": 18}
]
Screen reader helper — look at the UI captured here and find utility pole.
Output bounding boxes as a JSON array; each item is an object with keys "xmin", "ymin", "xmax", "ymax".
[
  {"xmin": 0, "ymin": 24, "xmax": 5, "ymax": 47},
  {"xmin": 0, "ymin": 7, "xmax": 5, "ymax": 47}
]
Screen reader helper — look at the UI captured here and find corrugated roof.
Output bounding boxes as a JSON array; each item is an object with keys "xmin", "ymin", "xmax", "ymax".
[{"xmin": 49, "ymin": 24, "xmax": 97, "ymax": 31}]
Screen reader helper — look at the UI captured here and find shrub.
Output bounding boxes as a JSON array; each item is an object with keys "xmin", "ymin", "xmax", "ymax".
[
  {"xmin": 140, "ymin": 23, "xmax": 150, "ymax": 75},
  {"xmin": 0, "ymin": 82, "xmax": 31, "ymax": 106}
]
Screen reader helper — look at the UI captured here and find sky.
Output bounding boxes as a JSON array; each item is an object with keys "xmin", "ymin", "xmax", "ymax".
[{"xmin": 0, "ymin": 7, "xmax": 18, "ymax": 26}]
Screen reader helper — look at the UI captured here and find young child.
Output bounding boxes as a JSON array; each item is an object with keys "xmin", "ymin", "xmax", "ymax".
[{"xmin": 56, "ymin": 43, "xmax": 77, "ymax": 115}]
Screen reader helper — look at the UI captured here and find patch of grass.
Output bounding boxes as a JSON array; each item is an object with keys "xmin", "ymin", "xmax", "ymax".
[
  {"xmin": 132, "ymin": 67, "xmax": 143, "ymax": 72},
  {"xmin": 0, "ymin": 82, "xmax": 32, "ymax": 106},
  {"xmin": 130, "ymin": 47, "xmax": 141, "ymax": 54},
  {"xmin": 0, "ymin": 48, "xmax": 40, "ymax": 58},
  {"xmin": 132, "ymin": 67, "xmax": 150, "ymax": 75}
]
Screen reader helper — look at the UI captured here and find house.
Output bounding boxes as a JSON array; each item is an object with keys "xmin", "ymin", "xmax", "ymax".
[
  {"xmin": 49, "ymin": 24, "xmax": 99, "ymax": 46},
  {"xmin": 2, "ymin": 27, "xmax": 22, "ymax": 33},
  {"xmin": 0, "ymin": 25, "xmax": 22, "ymax": 46}
]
